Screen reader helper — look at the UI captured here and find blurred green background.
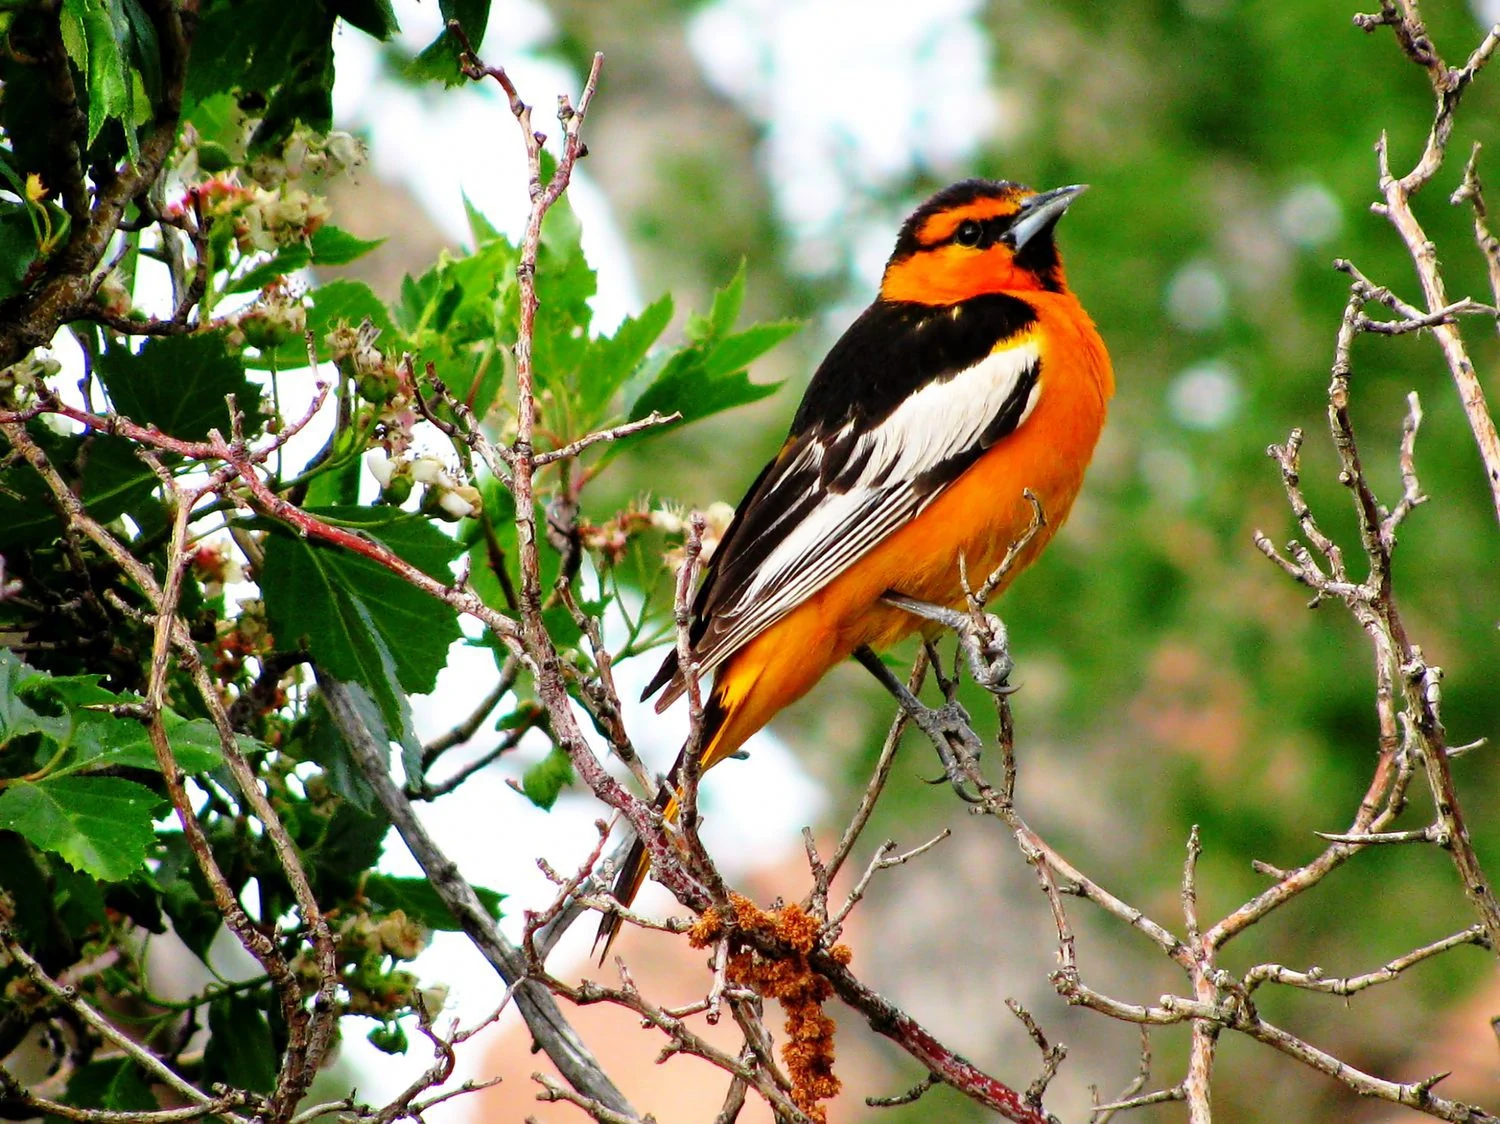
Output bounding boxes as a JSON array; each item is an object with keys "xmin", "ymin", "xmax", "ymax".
[{"xmin": 361, "ymin": 0, "xmax": 1500, "ymax": 1117}]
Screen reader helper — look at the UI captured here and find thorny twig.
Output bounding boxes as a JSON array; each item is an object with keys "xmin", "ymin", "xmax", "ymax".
[
  {"xmin": 1357, "ymin": 0, "xmax": 1500, "ymax": 521},
  {"xmin": 858, "ymin": 246, "xmax": 1499, "ymax": 1117},
  {"xmin": 1, "ymin": 933, "xmax": 247, "ymax": 1123}
]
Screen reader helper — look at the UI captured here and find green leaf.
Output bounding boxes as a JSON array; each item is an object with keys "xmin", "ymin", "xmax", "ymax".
[
  {"xmin": 183, "ymin": 91, "xmax": 245, "ymax": 153},
  {"xmin": 463, "ymin": 193, "xmax": 500, "ymax": 245},
  {"xmin": 120, "ymin": 0, "xmax": 162, "ymax": 106},
  {"xmin": 79, "ymin": 431, "xmax": 163, "ymax": 524},
  {"xmin": 96, "ymin": 331, "xmax": 258, "ymax": 442},
  {"xmin": 520, "ymin": 746, "xmax": 573, "ymax": 811},
  {"xmin": 156, "ymin": 833, "xmax": 220, "ymax": 961},
  {"xmin": 404, "ymin": 0, "xmax": 492, "ymax": 86},
  {"xmin": 64, "ymin": 712, "xmax": 226, "ymax": 776},
  {"xmin": 627, "ymin": 351, "xmax": 782, "ymax": 431},
  {"xmin": 532, "ymin": 197, "xmax": 597, "ymax": 399},
  {"xmin": 71, "ymin": 0, "xmax": 136, "ymax": 158},
  {"xmin": 60, "ymin": 1, "xmax": 90, "ymax": 71},
  {"xmin": 186, "ymin": 0, "xmax": 305, "ymax": 111},
  {"xmin": 303, "ymin": 450, "xmax": 363, "ymax": 507},
  {"xmin": 105, "ymin": 875, "xmax": 165, "ymax": 934},
  {"xmin": 396, "ymin": 234, "xmax": 519, "ymax": 417},
  {"xmin": 205, "ymin": 995, "xmax": 278, "ymax": 1094},
  {"xmin": 0, "ymin": 776, "xmax": 164, "ymax": 880},
  {"xmin": 362, "ymin": 873, "xmax": 504, "ymax": 931},
  {"xmin": 67, "ymin": 1059, "xmax": 157, "ymax": 1113},
  {"xmin": 623, "ymin": 268, "xmax": 797, "ymax": 437},
  {"xmin": 309, "ymin": 801, "xmax": 389, "ymax": 879},
  {"xmin": 333, "ymin": 678, "xmax": 424, "ymax": 796},
  {"xmin": 694, "ymin": 258, "xmax": 746, "ymax": 342},
  {"xmin": 17, "ymin": 667, "xmax": 118, "ymax": 708},
  {"xmin": 250, "ymin": 21, "xmax": 337, "ymax": 151},
  {"xmin": 0, "ymin": 202, "xmax": 39, "ymax": 301},
  {"xmin": 327, "ymin": 0, "xmax": 399, "ymax": 40},
  {"xmin": 573, "ymin": 294, "xmax": 673, "ymax": 420},
  {"xmin": 307, "ymin": 225, "xmax": 387, "ymax": 265},
  {"xmin": 0, "ymin": 429, "xmax": 158, "ymax": 548},
  {"xmin": 312, "ymin": 505, "xmax": 468, "ymax": 578},
  {"xmin": 703, "ymin": 321, "xmax": 802, "ymax": 380},
  {"xmin": 225, "ymin": 225, "xmax": 386, "ymax": 295},
  {"xmin": 187, "ymin": 0, "xmax": 340, "ymax": 144},
  {"xmin": 0, "ymin": 649, "xmax": 69, "ymax": 745},
  {"xmin": 4, "ymin": 650, "xmax": 229, "ymax": 777},
  {"xmin": 298, "ymin": 691, "xmax": 378, "ymax": 811},
  {"xmin": 0, "ymin": 834, "xmax": 65, "ymax": 963},
  {"xmin": 53, "ymin": 862, "xmax": 108, "ymax": 932},
  {"xmin": 440, "ymin": 0, "xmax": 491, "ymax": 44},
  {"xmin": 259, "ymin": 508, "xmax": 463, "ymax": 735}
]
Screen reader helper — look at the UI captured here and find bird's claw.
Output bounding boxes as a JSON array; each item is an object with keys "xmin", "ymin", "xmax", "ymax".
[
  {"xmin": 910, "ymin": 698, "xmax": 986, "ymax": 802},
  {"xmin": 881, "ymin": 592, "xmax": 1017, "ymax": 699},
  {"xmin": 959, "ymin": 613, "xmax": 1015, "ymax": 695}
]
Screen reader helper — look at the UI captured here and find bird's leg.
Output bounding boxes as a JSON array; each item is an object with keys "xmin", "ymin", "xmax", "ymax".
[
  {"xmin": 853, "ymin": 644, "xmax": 985, "ymax": 803},
  {"xmin": 882, "ymin": 593, "xmax": 1017, "ymax": 696}
]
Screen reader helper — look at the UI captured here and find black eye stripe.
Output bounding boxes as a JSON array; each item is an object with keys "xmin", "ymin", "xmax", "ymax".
[{"xmin": 948, "ymin": 214, "xmax": 1015, "ymax": 249}]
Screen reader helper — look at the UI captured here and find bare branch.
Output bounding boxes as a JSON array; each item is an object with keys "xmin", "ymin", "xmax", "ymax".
[
  {"xmin": 321, "ymin": 677, "xmax": 638, "ymax": 1118},
  {"xmin": 1244, "ymin": 925, "xmax": 1489, "ymax": 997},
  {"xmin": 533, "ymin": 410, "xmax": 681, "ymax": 465}
]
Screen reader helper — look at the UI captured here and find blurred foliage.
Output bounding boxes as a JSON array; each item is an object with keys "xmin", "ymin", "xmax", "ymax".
[
  {"xmin": 1, "ymin": 0, "xmax": 1498, "ymax": 1118},
  {"xmin": 544, "ymin": 0, "xmax": 1500, "ymax": 1118}
]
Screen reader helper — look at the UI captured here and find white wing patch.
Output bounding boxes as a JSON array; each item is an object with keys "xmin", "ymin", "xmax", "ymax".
[
  {"xmin": 840, "ymin": 336, "xmax": 1043, "ymax": 491},
  {"xmin": 681, "ymin": 340, "xmax": 1042, "ymax": 689}
]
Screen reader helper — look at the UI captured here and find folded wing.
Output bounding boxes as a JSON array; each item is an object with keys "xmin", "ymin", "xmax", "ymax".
[{"xmin": 645, "ymin": 296, "xmax": 1042, "ymax": 709}]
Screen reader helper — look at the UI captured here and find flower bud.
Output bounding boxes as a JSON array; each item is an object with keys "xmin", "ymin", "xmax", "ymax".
[
  {"xmin": 410, "ymin": 456, "xmax": 445, "ymax": 485},
  {"xmin": 366, "ymin": 449, "xmax": 395, "ymax": 487},
  {"xmin": 437, "ymin": 488, "xmax": 476, "ymax": 520}
]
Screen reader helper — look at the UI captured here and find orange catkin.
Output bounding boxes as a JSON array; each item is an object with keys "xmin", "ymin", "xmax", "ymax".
[{"xmin": 690, "ymin": 894, "xmax": 851, "ymax": 1123}]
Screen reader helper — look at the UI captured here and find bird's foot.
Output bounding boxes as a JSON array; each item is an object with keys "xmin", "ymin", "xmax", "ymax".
[
  {"xmin": 910, "ymin": 697, "xmax": 987, "ymax": 803},
  {"xmin": 881, "ymin": 593, "xmax": 1016, "ymax": 699},
  {"xmin": 853, "ymin": 643, "xmax": 986, "ymax": 803}
]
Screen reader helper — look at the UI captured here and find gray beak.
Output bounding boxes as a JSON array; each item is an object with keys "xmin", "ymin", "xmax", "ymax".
[{"xmin": 1005, "ymin": 184, "xmax": 1088, "ymax": 252}]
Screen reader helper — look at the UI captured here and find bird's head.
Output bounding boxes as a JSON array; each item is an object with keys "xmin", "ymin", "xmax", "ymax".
[{"xmin": 880, "ymin": 179, "xmax": 1087, "ymax": 304}]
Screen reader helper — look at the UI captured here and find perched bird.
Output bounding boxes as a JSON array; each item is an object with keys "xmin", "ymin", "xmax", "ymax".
[{"xmin": 598, "ymin": 179, "xmax": 1113, "ymax": 956}]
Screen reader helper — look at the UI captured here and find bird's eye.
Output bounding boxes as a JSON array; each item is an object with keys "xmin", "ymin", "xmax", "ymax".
[{"xmin": 953, "ymin": 220, "xmax": 984, "ymax": 248}]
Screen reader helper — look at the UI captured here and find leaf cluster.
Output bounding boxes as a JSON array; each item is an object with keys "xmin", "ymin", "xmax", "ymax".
[{"xmin": 0, "ymin": 1, "xmax": 800, "ymax": 1114}]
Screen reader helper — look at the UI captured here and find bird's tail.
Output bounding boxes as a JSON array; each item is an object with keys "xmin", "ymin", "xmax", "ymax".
[{"xmin": 593, "ymin": 688, "xmax": 736, "ymax": 963}]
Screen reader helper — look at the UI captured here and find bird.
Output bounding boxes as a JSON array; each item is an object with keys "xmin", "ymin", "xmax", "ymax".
[{"xmin": 597, "ymin": 178, "xmax": 1113, "ymax": 957}]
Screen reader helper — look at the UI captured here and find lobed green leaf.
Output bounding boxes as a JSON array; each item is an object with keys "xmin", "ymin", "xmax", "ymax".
[
  {"xmin": 260, "ymin": 507, "xmax": 464, "ymax": 738},
  {"xmin": 95, "ymin": 330, "xmax": 259, "ymax": 442},
  {"xmin": 0, "ymin": 775, "xmax": 164, "ymax": 881},
  {"xmin": 362, "ymin": 872, "xmax": 504, "ymax": 931}
]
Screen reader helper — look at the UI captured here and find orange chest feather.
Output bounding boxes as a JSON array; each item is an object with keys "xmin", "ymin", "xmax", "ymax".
[{"xmin": 817, "ymin": 292, "xmax": 1112, "ymax": 640}]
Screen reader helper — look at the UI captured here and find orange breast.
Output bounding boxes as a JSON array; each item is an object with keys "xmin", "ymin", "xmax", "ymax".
[
  {"xmin": 822, "ymin": 289, "xmax": 1111, "ymax": 647},
  {"xmin": 702, "ymin": 290, "xmax": 1112, "ymax": 765}
]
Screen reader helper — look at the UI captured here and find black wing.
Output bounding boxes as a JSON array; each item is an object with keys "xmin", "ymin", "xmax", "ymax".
[{"xmin": 644, "ymin": 294, "xmax": 1041, "ymax": 709}]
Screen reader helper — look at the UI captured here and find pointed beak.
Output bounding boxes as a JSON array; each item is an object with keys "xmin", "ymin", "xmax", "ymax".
[{"xmin": 1005, "ymin": 184, "xmax": 1088, "ymax": 252}]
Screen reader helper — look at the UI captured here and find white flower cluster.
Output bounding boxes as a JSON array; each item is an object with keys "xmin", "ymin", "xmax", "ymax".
[
  {"xmin": 366, "ymin": 449, "xmax": 483, "ymax": 521},
  {"xmin": 656, "ymin": 500, "xmax": 737, "ymax": 570}
]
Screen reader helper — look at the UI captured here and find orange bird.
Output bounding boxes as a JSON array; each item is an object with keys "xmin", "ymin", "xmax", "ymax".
[{"xmin": 599, "ymin": 179, "xmax": 1113, "ymax": 955}]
